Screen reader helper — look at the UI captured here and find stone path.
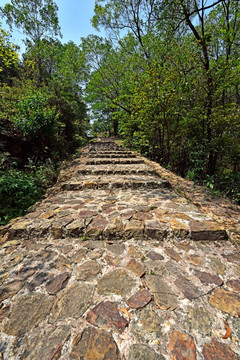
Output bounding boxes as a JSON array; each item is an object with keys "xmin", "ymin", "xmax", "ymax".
[{"xmin": 0, "ymin": 138, "xmax": 240, "ymax": 360}]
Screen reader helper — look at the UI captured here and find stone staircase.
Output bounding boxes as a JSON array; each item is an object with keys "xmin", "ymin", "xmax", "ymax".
[{"xmin": 0, "ymin": 138, "xmax": 239, "ymax": 360}]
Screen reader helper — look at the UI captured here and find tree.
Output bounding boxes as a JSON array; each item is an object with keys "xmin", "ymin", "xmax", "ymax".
[
  {"xmin": 0, "ymin": 24, "xmax": 19, "ymax": 84},
  {"xmin": 1, "ymin": 0, "xmax": 61, "ymax": 83}
]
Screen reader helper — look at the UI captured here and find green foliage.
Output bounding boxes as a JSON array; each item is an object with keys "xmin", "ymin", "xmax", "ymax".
[
  {"xmin": 0, "ymin": 24, "xmax": 19, "ymax": 83},
  {"xmin": 0, "ymin": 162, "xmax": 60, "ymax": 225},
  {"xmin": 14, "ymin": 91, "xmax": 58, "ymax": 140}
]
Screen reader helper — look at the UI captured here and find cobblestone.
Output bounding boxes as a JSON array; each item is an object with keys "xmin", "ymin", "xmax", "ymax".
[{"xmin": 0, "ymin": 138, "xmax": 239, "ymax": 359}]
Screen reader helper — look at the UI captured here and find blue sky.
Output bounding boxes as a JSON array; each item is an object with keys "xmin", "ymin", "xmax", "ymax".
[{"xmin": 0, "ymin": 0, "xmax": 102, "ymax": 47}]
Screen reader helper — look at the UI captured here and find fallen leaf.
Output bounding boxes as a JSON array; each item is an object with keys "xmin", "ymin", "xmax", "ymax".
[
  {"xmin": 61, "ymin": 263, "xmax": 71, "ymax": 270},
  {"xmin": 119, "ymin": 307, "xmax": 130, "ymax": 322},
  {"xmin": 222, "ymin": 321, "xmax": 231, "ymax": 339},
  {"xmin": 156, "ymin": 305, "xmax": 169, "ymax": 310}
]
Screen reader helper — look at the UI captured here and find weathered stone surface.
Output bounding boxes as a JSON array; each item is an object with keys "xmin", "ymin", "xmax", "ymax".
[
  {"xmin": 209, "ymin": 288, "xmax": 240, "ymax": 317},
  {"xmin": 75, "ymin": 260, "xmax": 100, "ymax": 281},
  {"xmin": 86, "ymin": 215, "xmax": 109, "ymax": 237},
  {"xmin": 168, "ymin": 330, "xmax": 196, "ymax": 360},
  {"xmin": 125, "ymin": 220, "xmax": 144, "ymax": 238},
  {"xmin": 106, "ymin": 243, "xmax": 125, "ymax": 255},
  {"xmin": 97, "ymin": 269, "xmax": 135, "ymax": 296},
  {"xmin": 190, "ymin": 220, "xmax": 227, "ymax": 240},
  {"xmin": 170, "ymin": 219, "xmax": 189, "ymax": 236},
  {"xmin": 227, "ymin": 279, "xmax": 240, "ymax": 293},
  {"xmin": 51, "ymin": 283, "xmax": 93, "ymax": 321},
  {"xmin": 185, "ymin": 254, "xmax": 204, "ymax": 266},
  {"xmin": 165, "ymin": 248, "xmax": 181, "ymax": 262},
  {"xmin": 145, "ymin": 274, "xmax": 178, "ymax": 309},
  {"xmin": 22, "ymin": 325, "xmax": 70, "ymax": 360},
  {"xmin": 203, "ymin": 339, "xmax": 238, "ymax": 360},
  {"xmin": 144, "ymin": 220, "xmax": 168, "ymax": 239},
  {"xmin": 126, "ymin": 259, "xmax": 145, "ymax": 277},
  {"xmin": 4, "ymin": 293, "xmax": 52, "ymax": 336},
  {"xmin": 128, "ymin": 344, "xmax": 159, "ymax": 360},
  {"xmin": 193, "ymin": 270, "xmax": 223, "ymax": 286},
  {"xmin": 27, "ymin": 271, "xmax": 50, "ymax": 290},
  {"xmin": 210, "ymin": 257, "xmax": 226, "ymax": 275},
  {"xmin": 146, "ymin": 251, "xmax": 164, "ymax": 261},
  {"xmin": 0, "ymin": 280, "xmax": 23, "ymax": 301},
  {"xmin": 175, "ymin": 275, "xmax": 202, "ymax": 300},
  {"xmin": 71, "ymin": 248, "xmax": 88, "ymax": 263},
  {"xmin": 104, "ymin": 255, "xmax": 121, "ymax": 267},
  {"xmin": 86, "ymin": 301, "xmax": 128, "ymax": 333},
  {"xmin": 222, "ymin": 252, "xmax": 240, "ymax": 263},
  {"xmin": 132, "ymin": 306, "xmax": 163, "ymax": 339},
  {"xmin": 128, "ymin": 245, "xmax": 143, "ymax": 259},
  {"xmin": 188, "ymin": 307, "xmax": 213, "ymax": 336},
  {"xmin": 45, "ymin": 272, "xmax": 70, "ymax": 295},
  {"xmin": 66, "ymin": 219, "xmax": 85, "ymax": 236},
  {"xmin": 70, "ymin": 327, "xmax": 120, "ymax": 360},
  {"xmin": 127, "ymin": 288, "xmax": 152, "ymax": 309}
]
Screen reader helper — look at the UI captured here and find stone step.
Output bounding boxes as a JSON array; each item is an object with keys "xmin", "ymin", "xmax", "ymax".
[
  {"xmin": 88, "ymin": 154, "xmax": 136, "ymax": 158},
  {"xmin": 89, "ymin": 151, "xmax": 134, "ymax": 156},
  {"xmin": 61, "ymin": 178, "xmax": 171, "ymax": 191},
  {"xmin": 5, "ymin": 212, "xmax": 228, "ymax": 242},
  {"xmin": 76, "ymin": 168, "xmax": 157, "ymax": 176},
  {"xmin": 86, "ymin": 158, "xmax": 144, "ymax": 165}
]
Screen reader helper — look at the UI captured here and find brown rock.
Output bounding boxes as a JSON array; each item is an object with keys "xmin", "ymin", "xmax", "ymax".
[
  {"xmin": 22, "ymin": 325, "xmax": 70, "ymax": 359},
  {"xmin": 128, "ymin": 246, "xmax": 143, "ymax": 259},
  {"xmin": 168, "ymin": 330, "xmax": 196, "ymax": 360},
  {"xmin": 144, "ymin": 220, "xmax": 168, "ymax": 240},
  {"xmin": 78, "ymin": 210, "xmax": 98, "ymax": 219},
  {"xmin": 193, "ymin": 270, "xmax": 223, "ymax": 286},
  {"xmin": 146, "ymin": 251, "xmax": 164, "ymax": 261},
  {"xmin": 124, "ymin": 220, "xmax": 144, "ymax": 238},
  {"xmin": 46, "ymin": 272, "xmax": 71, "ymax": 295},
  {"xmin": 104, "ymin": 255, "xmax": 121, "ymax": 267},
  {"xmin": 4, "ymin": 293, "xmax": 52, "ymax": 336},
  {"xmin": 209, "ymin": 288, "xmax": 240, "ymax": 317},
  {"xmin": 145, "ymin": 275, "xmax": 178, "ymax": 309},
  {"xmin": 188, "ymin": 307, "xmax": 213, "ymax": 336},
  {"xmin": 66, "ymin": 219, "xmax": 85, "ymax": 236},
  {"xmin": 209, "ymin": 257, "xmax": 226, "ymax": 275},
  {"xmin": 97, "ymin": 269, "xmax": 135, "ymax": 296},
  {"xmin": 106, "ymin": 243, "xmax": 125, "ymax": 255},
  {"xmin": 131, "ymin": 306, "xmax": 163, "ymax": 342},
  {"xmin": 127, "ymin": 288, "xmax": 152, "ymax": 309},
  {"xmin": 75, "ymin": 260, "xmax": 100, "ymax": 281},
  {"xmin": 165, "ymin": 248, "xmax": 181, "ymax": 262},
  {"xmin": 128, "ymin": 344, "xmax": 160, "ymax": 360},
  {"xmin": 86, "ymin": 215, "xmax": 109, "ymax": 237},
  {"xmin": 86, "ymin": 301, "xmax": 128, "ymax": 333},
  {"xmin": 51, "ymin": 216, "xmax": 73, "ymax": 238},
  {"xmin": 190, "ymin": 220, "xmax": 227, "ymax": 240},
  {"xmin": 227, "ymin": 279, "xmax": 240, "ymax": 293},
  {"xmin": 203, "ymin": 339, "xmax": 238, "ymax": 360},
  {"xmin": 222, "ymin": 252, "xmax": 240, "ymax": 263},
  {"xmin": 175, "ymin": 275, "xmax": 202, "ymax": 300},
  {"xmin": 170, "ymin": 219, "xmax": 189, "ymax": 236},
  {"xmin": 126, "ymin": 259, "xmax": 145, "ymax": 277},
  {"xmin": 0, "ymin": 280, "xmax": 23, "ymax": 301},
  {"xmin": 51, "ymin": 283, "xmax": 93, "ymax": 322},
  {"xmin": 71, "ymin": 248, "xmax": 88, "ymax": 263},
  {"xmin": 70, "ymin": 327, "xmax": 120, "ymax": 360},
  {"xmin": 185, "ymin": 254, "xmax": 204, "ymax": 266}
]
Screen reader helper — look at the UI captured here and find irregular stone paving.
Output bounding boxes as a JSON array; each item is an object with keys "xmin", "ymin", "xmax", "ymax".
[{"xmin": 0, "ymin": 138, "xmax": 240, "ymax": 360}]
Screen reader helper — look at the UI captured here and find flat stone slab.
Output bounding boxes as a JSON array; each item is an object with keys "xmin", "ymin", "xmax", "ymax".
[
  {"xmin": 168, "ymin": 330, "xmax": 197, "ymax": 360},
  {"xmin": 51, "ymin": 283, "xmax": 94, "ymax": 322},
  {"xmin": 145, "ymin": 275, "xmax": 178, "ymax": 309},
  {"xmin": 86, "ymin": 301, "xmax": 128, "ymax": 333},
  {"xmin": 209, "ymin": 288, "xmax": 240, "ymax": 317},
  {"xmin": 97, "ymin": 269, "xmax": 135, "ymax": 296},
  {"xmin": 70, "ymin": 327, "xmax": 121, "ymax": 360},
  {"xmin": 4, "ymin": 293, "xmax": 52, "ymax": 336},
  {"xmin": 22, "ymin": 325, "xmax": 70, "ymax": 359}
]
